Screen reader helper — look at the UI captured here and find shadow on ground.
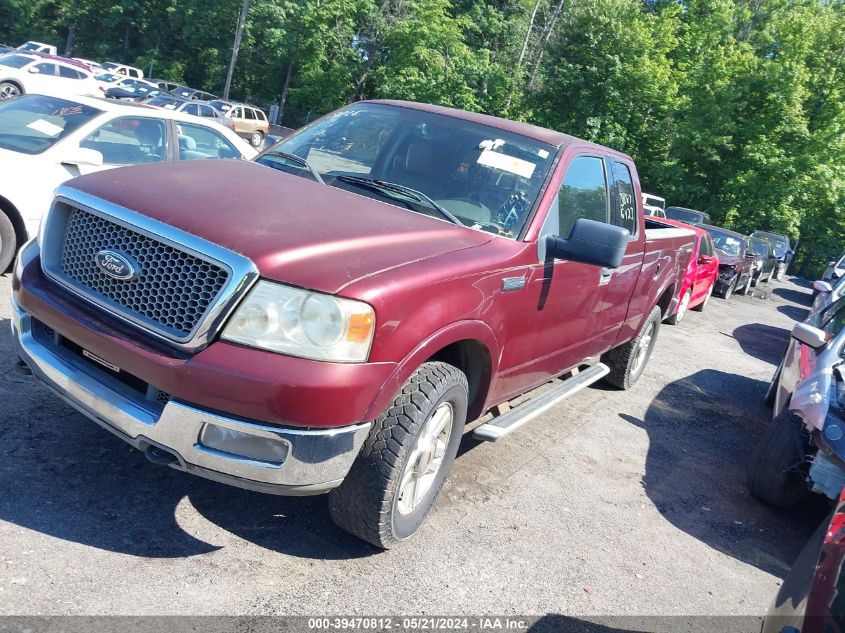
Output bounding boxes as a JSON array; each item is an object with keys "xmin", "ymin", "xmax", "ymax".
[
  {"xmin": 622, "ymin": 369, "xmax": 829, "ymax": 578},
  {"xmin": 731, "ymin": 323, "xmax": 790, "ymax": 365},
  {"xmin": 529, "ymin": 615, "xmax": 762, "ymax": 633},
  {"xmin": 772, "ymin": 286, "xmax": 814, "ymax": 307},
  {"xmin": 0, "ymin": 391, "xmax": 377, "ymax": 560},
  {"xmin": 777, "ymin": 304, "xmax": 810, "ymax": 322}
]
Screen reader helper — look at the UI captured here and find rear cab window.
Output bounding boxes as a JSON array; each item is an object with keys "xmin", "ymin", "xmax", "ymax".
[{"xmin": 609, "ymin": 160, "xmax": 637, "ymax": 237}]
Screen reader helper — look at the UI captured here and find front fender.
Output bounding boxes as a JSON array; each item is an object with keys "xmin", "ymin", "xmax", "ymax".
[{"xmin": 362, "ymin": 320, "xmax": 500, "ymax": 421}]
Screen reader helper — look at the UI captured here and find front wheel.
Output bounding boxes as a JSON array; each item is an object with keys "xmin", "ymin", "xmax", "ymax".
[
  {"xmin": 746, "ymin": 411, "xmax": 809, "ymax": 508},
  {"xmin": 328, "ymin": 362, "xmax": 468, "ymax": 549},
  {"xmin": 738, "ymin": 274, "xmax": 752, "ymax": 295},
  {"xmin": 722, "ymin": 277, "xmax": 737, "ymax": 300},
  {"xmin": 250, "ymin": 130, "xmax": 264, "ymax": 147},
  {"xmin": 603, "ymin": 305, "xmax": 661, "ymax": 390},
  {"xmin": 0, "ymin": 211, "xmax": 17, "ymax": 273}
]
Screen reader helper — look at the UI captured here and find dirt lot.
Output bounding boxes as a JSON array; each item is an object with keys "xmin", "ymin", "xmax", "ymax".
[{"xmin": 0, "ymin": 271, "xmax": 829, "ymax": 624}]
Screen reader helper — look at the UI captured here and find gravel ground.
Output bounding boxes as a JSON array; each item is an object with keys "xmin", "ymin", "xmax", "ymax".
[{"xmin": 0, "ymin": 271, "xmax": 829, "ymax": 623}]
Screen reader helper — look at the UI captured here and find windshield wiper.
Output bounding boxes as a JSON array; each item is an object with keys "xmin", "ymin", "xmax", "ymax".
[
  {"xmin": 334, "ymin": 175, "xmax": 463, "ymax": 226},
  {"xmin": 263, "ymin": 150, "xmax": 324, "ymax": 184}
]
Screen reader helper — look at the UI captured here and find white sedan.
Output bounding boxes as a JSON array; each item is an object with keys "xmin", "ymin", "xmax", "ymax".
[
  {"xmin": 0, "ymin": 53, "xmax": 100, "ymax": 100},
  {"xmin": 0, "ymin": 93, "xmax": 257, "ymax": 270}
]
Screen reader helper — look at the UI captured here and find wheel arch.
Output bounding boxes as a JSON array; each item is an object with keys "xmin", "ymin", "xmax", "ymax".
[
  {"xmin": 656, "ymin": 283, "xmax": 676, "ymax": 319},
  {"xmin": 363, "ymin": 321, "xmax": 499, "ymax": 423}
]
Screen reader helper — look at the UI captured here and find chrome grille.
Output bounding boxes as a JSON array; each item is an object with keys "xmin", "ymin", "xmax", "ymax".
[{"xmin": 59, "ymin": 206, "xmax": 229, "ymax": 338}]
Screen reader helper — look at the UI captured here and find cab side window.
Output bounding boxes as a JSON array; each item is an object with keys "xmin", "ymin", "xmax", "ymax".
[
  {"xmin": 699, "ymin": 234, "xmax": 715, "ymax": 258},
  {"xmin": 610, "ymin": 161, "xmax": 637, "ymax": 236},
  {"xmin": 553, "ymin": 156, "xmax": 608, "ymax": 238},
  {"xmin": 33, "ymin": 63, "xmax": 58, "ymax": 76},
  {"xmin": 244, "ymin": 108, "xmax": 256, "ymax": 121}
]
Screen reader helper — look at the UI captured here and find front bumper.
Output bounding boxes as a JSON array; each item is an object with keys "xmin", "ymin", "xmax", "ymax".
[{"xmin": 11, "ymin": 298, "xmax": 370, "ymax": 495}]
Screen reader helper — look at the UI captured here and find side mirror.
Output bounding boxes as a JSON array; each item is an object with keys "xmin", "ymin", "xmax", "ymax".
[
  {"xmin": 60, "ymin": 147, "xmax": 104, "ymax": 167},
  {"xmin": 791, "ymin": 322, "xmax": 829, "ymax": 349},
  {"xmin": 699, "ymin": 254, "xmax": 715, "ymax": 265},
  {"xmin": 28, "ymin": 66, "xmax": 40, "ymax": 74},
  {"xmin": 813, "ymin": 280, "xmax": 833, "ymax": 294},
  {"xmin": 546, "ymin": 218, "xmax": 629, "ymax": 268}
]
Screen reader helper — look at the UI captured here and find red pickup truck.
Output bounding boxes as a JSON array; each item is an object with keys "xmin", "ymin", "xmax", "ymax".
[{"xmin": 11, "ymin": 100, "xmax": 695, "ymax": 547}]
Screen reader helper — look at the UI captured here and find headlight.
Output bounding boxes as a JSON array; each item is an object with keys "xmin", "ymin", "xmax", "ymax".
[{"xmin": 222, "ymin": 281, "xmax": 375, "ymax": 363}]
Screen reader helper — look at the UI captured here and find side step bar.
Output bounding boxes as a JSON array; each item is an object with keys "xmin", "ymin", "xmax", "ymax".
[{"xmin": 472, "ymin": 363, "xmax": 609, "ymax": 442}]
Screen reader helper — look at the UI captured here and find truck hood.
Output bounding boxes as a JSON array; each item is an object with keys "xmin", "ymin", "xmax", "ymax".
[{"xmin": 63, "ymin": 160, "xmax": 494, "ymax": 295}]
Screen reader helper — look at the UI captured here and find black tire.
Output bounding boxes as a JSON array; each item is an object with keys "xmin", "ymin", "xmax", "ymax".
[
  {"xmin": 666, "ymin": 288, "xmax": 691, "ymax": 325},
  {"xmin": 250, "ymin": 130, "xmax": 264, "ymax": 147},
  {"xmin": 747, "ymin": 411, "xmax": 809, "ymax": 508},
  {"xmin": 751, "ymin": 272, "xmax": 759, "ymax": 287},
  {"xmin": 763, "ymin": 360, "xmax": 782, "ymax": 408},
  {"xmin": 602, "ymin": 305, "xmax": 661, "ymax": 390},
  {"xmin": 738, "ymin": 274, "xmax": 751, "ymax": 295},
  {"xmin": 0, "ymin": 211, "xmax": 17, "ymax": 274},
  {"xmin": 691, "ymin": 282, "xmax": 713, "ymax": 312},
  {"xmin": 328, "ymin": 362, "xmax": 468, "ymax": 549},
  {"xmin": 722, "ymin": 277, "xmax": 737, "ymax": 299}
]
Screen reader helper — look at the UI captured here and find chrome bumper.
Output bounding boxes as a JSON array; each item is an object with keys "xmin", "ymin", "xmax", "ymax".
[{"xmin": 11, "ymin": 298, "xmax": 370, "ymax": 495}]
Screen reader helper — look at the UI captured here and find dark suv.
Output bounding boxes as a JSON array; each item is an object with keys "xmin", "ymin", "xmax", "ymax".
[
  {"xmin": 665, "ymin": 206, "xmax": 712, "ymax": 225},
  {"xmin": 748, "ymin": 236, "xmax": 778, "ymax": 285},
  {"xmin": 702, "ymin": 224, "xmax": 755, "ymax": 298},
  {"xmin": 750, "ymin": 230, "xmax": 794, "ymax": 279}
]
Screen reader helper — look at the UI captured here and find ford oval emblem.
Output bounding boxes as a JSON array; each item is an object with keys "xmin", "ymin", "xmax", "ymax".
[{"xmin": 94, "ymin": 250, "xmax": 139, "ymax": 281}]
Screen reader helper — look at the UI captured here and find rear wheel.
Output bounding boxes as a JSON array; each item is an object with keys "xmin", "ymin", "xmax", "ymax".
[
  {"xmin": 747, "ymin": 411, "xmax": 809, "ymax": 508},
  {"xmin": 0, "ymin": 211, "xmax": 17, "ymax": 273},
  {"xmin": 250, "ymin": 130, "xmax": 264, "ymax": 147},
  {"xmin": 0, "ymin": 82, "xmax": 21, "ymax": 100},
  {"xmin": 328, "ymin": 362, "xmax": 468, "ymax": 549},
  {"xmin": 603, "ymin": 305, "xmax": 661, "ymax": 390},
  {"xmin": 738, "ymin": 274, "xmax": 752, "ymax": 295},
  {"xmin": 666, "ymin": 288, "xmax": 691, "ymax": 325}
]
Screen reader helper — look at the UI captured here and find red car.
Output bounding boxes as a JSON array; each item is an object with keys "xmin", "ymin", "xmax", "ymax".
[
  {"xmin": 650, "ymin": 218, "xmax": 719, "ymax": 324},
  {"xmin": 12, "ymin": 100, "xmax": 696, "ymax": 548}
]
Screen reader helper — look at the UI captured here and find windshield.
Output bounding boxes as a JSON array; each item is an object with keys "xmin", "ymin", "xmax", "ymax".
[
  {"xmin": 705, "ymin": 227, "xmax": 744, "ymax": 256},
  {"xmin": 257, "ymin": 103, "xmax": 557, "ymax": 237},
  {"xmin": 147, "ymin": 96, "xmax": 182, "ymax": 109},
  {"xmin": 0, "ymin": 54, "xmax": 34, "ymax": 69},
  {"xmin": 0, "ymin": 95, "xmax": 102, "ymax": 154},
  {"xmin": 209, "ymin": 100, "xmax": 232, "ymax": 113},
  {"xmin": 665, "ymin": 207, "xmax": 704, "ymax": 224},
  {"xmin": 752, "ymin": 231, "xmax": 790, "ymax": 256},
  {"xmin": 95, "ymin": 73, "xmax": 121, "ymax": 84},
  {"xmin": 749, "ymin": 239, "xmax": 769, "ymax": 257},
  {"xmin": 17, "ymin": 43, "xmax": 41, "ymax": 52},
  {"xmin": 100, "ymin": 62, "xmax": 118, "ymax": 71},
  {"xmin": 643, "ymin": 195, "xmax": 664, "ymax": 210}
]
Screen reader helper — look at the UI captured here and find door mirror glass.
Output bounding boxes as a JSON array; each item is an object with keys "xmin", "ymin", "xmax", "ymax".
[
  {"xmin": 60, "ymin": 147, "xmax": 104, "ymax": 167},
  {"xmin": 546, "ymin": 218, "xmax": 629, "ymax": 268},
  {"xmin": 791, "ymin": 322, "xmax": 829, "ymax": 349},
  {"xmin": 814, "ymin": 280, "xmax": 834, "ymax": 294},
  {"xmin": 699, "ymin": 254, "xmax": 715, "ymax": 265}
]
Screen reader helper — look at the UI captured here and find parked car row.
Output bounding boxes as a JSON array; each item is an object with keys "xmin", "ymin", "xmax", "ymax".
[{"xmin": 0, "ymin": 93, "xmax": 257, "ymax": 271}]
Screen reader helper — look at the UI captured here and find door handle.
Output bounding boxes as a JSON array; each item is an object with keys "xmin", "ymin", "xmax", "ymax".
[{"xmin": 599, "ymin": 268, "xmax": 613, "ymax": 286}]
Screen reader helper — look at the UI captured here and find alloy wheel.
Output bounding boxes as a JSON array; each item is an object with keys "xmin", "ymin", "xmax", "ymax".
[{"xmin": 396, "ymin": 401, "xmax": 454, "ymax": 516}]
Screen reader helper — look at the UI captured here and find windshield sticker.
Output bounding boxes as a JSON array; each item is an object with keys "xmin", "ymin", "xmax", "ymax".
[
  {"xmin": 537, "ymin": 149, "xmax": 549, "ymax": 159},
  {"xmin": 477, "ymin": 149, "xmax": 536, "ymax": 179},
  {"xmin": 164, "ymin": 104, "xmax": 177, "ymax": 109},
  {"xmin": 26, "ymin": 118, "xmax": 63, "ymax": 137}
]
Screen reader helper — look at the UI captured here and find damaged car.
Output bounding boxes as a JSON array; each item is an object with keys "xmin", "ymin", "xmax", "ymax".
[
  {"xmin": 748, "ymin": 296, "xmax": 845, "ymax": 506},
  {"xmin": 702, "ymin": 225, "xmax": 755, "ymax": 299}
]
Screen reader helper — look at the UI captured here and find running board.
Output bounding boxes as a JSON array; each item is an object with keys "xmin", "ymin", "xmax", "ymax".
[{"xmin": 472, "ymin": 363, "xmax": 610, "ymax": 442}]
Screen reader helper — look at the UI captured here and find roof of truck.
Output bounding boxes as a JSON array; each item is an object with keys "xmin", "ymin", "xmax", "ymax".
[{"xmin": 368, "ymin": 100, "xmax": 630, "ymax": 156}]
